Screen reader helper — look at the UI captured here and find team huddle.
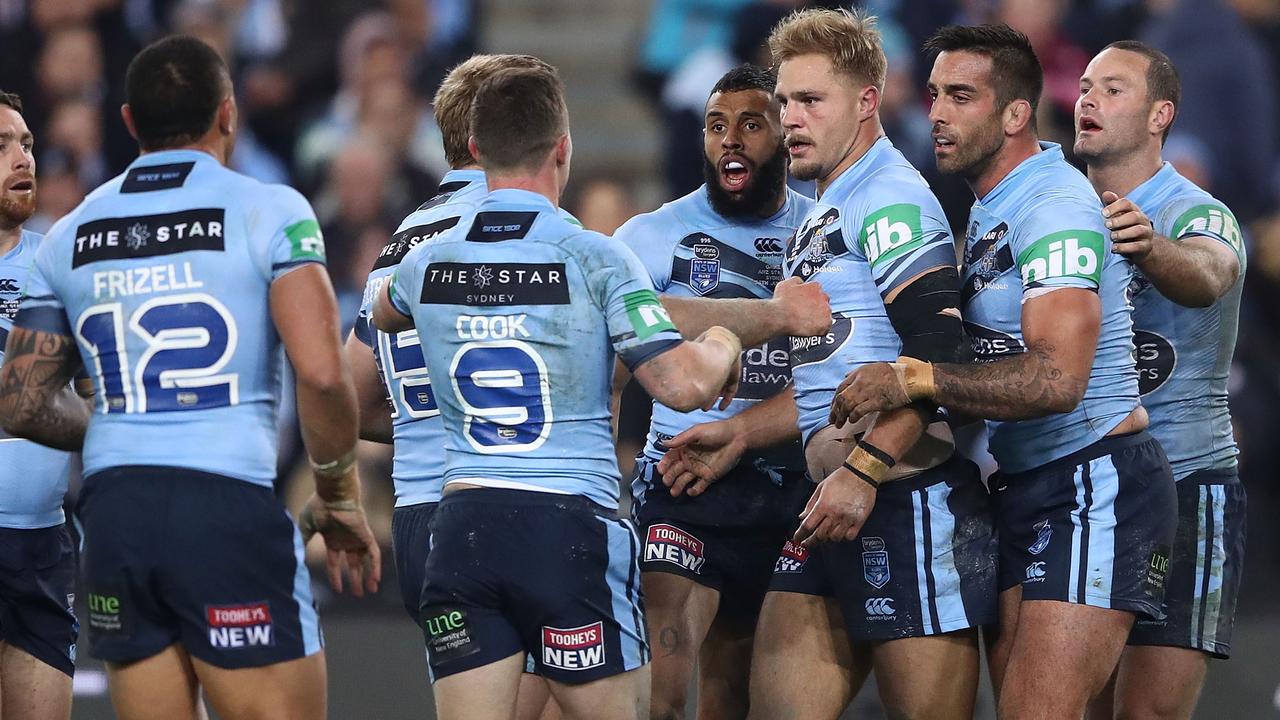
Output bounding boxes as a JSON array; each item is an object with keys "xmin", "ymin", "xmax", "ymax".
[{"xmin": 0, "ymin": 7, "xmax": 1244, "ymax": 720}]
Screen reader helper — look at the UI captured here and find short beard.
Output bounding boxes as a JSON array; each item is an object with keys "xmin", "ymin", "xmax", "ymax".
[
  {"xmin": 702, "ymin": 146, "xmax": 789, "ymax": 218},
  {"xmin": 0, "ymin": 192, "xmax": 35, "ymax": 229}
]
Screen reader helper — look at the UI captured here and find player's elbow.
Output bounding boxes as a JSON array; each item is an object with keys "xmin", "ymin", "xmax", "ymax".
[
  {"xmin": 653, "ymin": 378, "xmax": 712, "ymax": 413},
  {"xmin": 1046, "ymin": 376, "xmax": 1089, "ymax": 415},
  {"xmin": 295, "ymin": 362, "xmax": 352, "ymax": 399}
]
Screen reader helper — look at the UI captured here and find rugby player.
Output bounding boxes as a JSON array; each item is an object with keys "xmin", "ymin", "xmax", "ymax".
[
  {"xmin": 1073, "ymin": 42, "xmax": 1247, "ymax": 720},
  {"xmin": 372, "ymin": 65, "xmax": 743, "ymax": 720},
  {"xmin": 661, "ymin": 10, "xmax": 997, "ymax": 719},
  {"xmin": 0, "ymin": 36, "xmax": 380, "ymax": 720},
  {"xmin": 0, "ymin": 91, "xmax": 78, "ymax": 720},
  {"xmin": 344, "ymin": 52, "xmax": 570, "ymax": 720},
  {"xmin": 611, "ymin": 64, "xmax": 816, "ymax": 720},
  {"xmin": 831, "ymin": 25, "xmax": 1178, "ymax": 718}
]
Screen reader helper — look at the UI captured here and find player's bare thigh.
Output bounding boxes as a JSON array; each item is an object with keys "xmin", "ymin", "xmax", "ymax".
[
  {"xmin": 696, "ymin": 607, "xmax": 756, "ymax": 720},
  {"xmin": 105, "ymin": 645, "xmax": 208, "ymax": 720},
  {"xmin": 748, "ymin": 591, "xmax": 866, "ymax": 720},
  {"xmin": 871, "ymin": 630, "xmax": 980, "ymax": 720},
  {"xmin": 643, "ymin": 571, "xmax": 720, "ymax": 720},
  {"xmin": 547, "ymin": 663, "xmax": 651, "ymax": 720},
  {"xmin": 1087, "ymin": 645, "xmax": 1208, "ymax": 720},
  {"xmin": 432, "ymin": 651, "xmax": 525, "ymax": 720},
  {"xmin": 998, "ymin": 600, "xmax": 1133, "ymax": 720},
  {"xmin": 190, "ymin": 648, "xmax": 326, "ymax": 720},
  {"xmin": 0, "ymin": 642, "xmax": 73, "ymax": 720}
]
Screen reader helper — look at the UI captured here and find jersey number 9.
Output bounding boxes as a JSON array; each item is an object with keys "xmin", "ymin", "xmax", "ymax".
[{"xmin": 449, "ymin": 340, "xmax": 552, "ymax": 454}]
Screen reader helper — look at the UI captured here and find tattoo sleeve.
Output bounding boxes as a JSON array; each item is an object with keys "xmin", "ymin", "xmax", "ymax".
[
  {"xmin": 930, "ymin": 338, "xmax": 1087, "ymax": 421},
  {"xmin": 0, "ymin": 328, "xmax": 91, "ymax": 451}
]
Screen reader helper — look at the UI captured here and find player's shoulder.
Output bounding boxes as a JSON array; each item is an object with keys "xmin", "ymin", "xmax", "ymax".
[{"xmin": 613, "ymin": 188, "xmax": 702, "ymax": 242}]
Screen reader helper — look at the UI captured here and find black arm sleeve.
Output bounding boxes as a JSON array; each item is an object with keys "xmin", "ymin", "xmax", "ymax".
[{"xmin": 884, "ymin": 266, "xmax": 968, "ymax": 363}]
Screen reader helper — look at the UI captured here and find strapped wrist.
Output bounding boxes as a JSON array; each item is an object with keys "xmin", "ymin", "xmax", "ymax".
[
  {"xmin": 702, "ymin": 325, "xmax": 742, "ymax": 359},
  {"xmin": 311, "ymin": 449, "xmax": 360, "ymax": 503},
  {"xmin": 843, "ymin": 440, "xmax": 896, "ymax": 489},
  {"xmin": 891, "ymin": 356, "xmax": 936, "ymax": 402}
]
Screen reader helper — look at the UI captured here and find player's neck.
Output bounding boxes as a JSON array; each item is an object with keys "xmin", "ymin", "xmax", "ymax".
[
  {"xmin": 141, "ymin": 138, "xmax": 228, "ymax": 166},
  {"xmin": 0, "ymin": 223, "xmax": 20, "ymax": 255},
  {"xmin": 817, "ymin": 116, "xmax": 885, "ymax": 197},
  {"xmin": 1086, "ymin": 148, "xmax": 1163, "ymax": 199},
  {"xmin": 485, "ymin": 170, "xmax": 561, "ymax": 208},
  {"xmin": 969, "ymin": 133, "xmax": 1041, "ymax": 199}
]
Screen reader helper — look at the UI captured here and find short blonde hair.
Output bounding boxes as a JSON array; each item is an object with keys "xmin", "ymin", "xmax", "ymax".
[
  {"xmin": 768, "ymin": 8, "xmax": 887, "ymax": 90},
  {"xmin": 433, "ymin": 54, "xmax": 555, "ymax": 168}
]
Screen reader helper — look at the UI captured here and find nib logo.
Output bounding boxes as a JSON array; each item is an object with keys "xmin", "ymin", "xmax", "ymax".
[
  {"xmin": 1018, "ymin": 231, "xmax": 1104, "ymax": 287},
  {"xmin": 859, "ymin": 204, "xmax": 923, "ymax": 266}
]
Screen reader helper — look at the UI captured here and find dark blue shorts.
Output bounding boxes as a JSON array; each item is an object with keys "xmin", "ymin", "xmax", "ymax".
[
  {"xmin": 419, "ymin": 489, "xmax": 648, "ymax": 684},
  {"xmin": 391, "ymin": 502, "xmax": 438, "ymax": 623},
  {"xmin": 632, "ymin": 458, "xmax": 810, "ymax": 618},
  {"xmin": 993, "ymin": 431, "xmax": 1177, "ymax": 618},
  {"xmin": 78, "ymin": 466, "xmax": 322, "ymax": 668},
  {"xmin": 769, "ymin": 455, "xmax": 998, "ymax": 642},
  {"xmin": 0, "ymin": 524, "xmax": 77, "ymax": 676},
  {"xmin": 1129, "ymin": 468, "xmax": 1245, "ymax": 657}
]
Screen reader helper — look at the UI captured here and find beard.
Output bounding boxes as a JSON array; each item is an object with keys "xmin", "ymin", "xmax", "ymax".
[
  {"xmin": 0, "ymin": 189, "xmax": 35, "ymax": 229},
  {"xmin": 702, "ymin": 145, "xmax": 789, "ymax": 218}
]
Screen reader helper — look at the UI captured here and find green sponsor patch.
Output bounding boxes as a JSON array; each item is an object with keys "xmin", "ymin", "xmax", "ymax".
[
  {"xmin": 623, "ymin": 289, "xmax": 676, "ymax": 341},
  {"xmin": 1172, "ymin": 203, "xmax": 1243, "ymax": 257},
  {"xmin": 857, "ymin": 203, "xmax": 924, "ymax": 267},
  {"xmin": 285, "ymin": 218, "xmax": 325, "ymax": 262},
  {"xmin": 1016, "ymin": 229, "xmax": 1105, "ymax": 287}
]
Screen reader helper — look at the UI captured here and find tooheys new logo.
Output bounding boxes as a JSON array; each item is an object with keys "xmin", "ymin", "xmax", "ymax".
[
  {"xmin": 858, "ymin": 203, "xmax": 922, "ymax": 266},
  {"xmin": 1016, "ymin": 230, "xmax": 1105, "ymax": 288}
]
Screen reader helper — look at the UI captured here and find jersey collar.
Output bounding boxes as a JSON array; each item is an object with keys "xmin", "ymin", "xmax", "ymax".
[
  {"xmin": 439, "ymin": 168, "xmax": 486, "ymax": 191},
  {"xmin": 481, "ymin": 188, "xmax": 558, "ymax": 213},
  {"xmin": 1125, "ymin": 162, "xmax": 1178, "ymax": 210},
  {"xmin": 126, "ymin": 148, "xmax": 219, "ymax": 169},
  {"xmin": 820, "ymin": 135, "xmax": 893, "ymax": 201},
  {"xmin": 980, "ymin": 141, "xmax": 1063, "ymax": 206}
]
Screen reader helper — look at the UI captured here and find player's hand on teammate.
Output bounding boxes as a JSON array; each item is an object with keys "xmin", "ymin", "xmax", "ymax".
[
  {"xmin": 657, "ymin": 418, "xmax": 746, "ymax": 497},
  {"xmin": 706, "ymin": 354, "xmax": 743, "ymax": 411},
  {"xmin": 771, "ymin": 277, "xmax": 833, "ymax": 337},
  {"xmin": 1102, "ymin": 190, "xmax": 1155, "ymax": 261},
  {"xmin": 794, "ymin": 465, "xmax": 876, "ymax": 547},
  {"xmin": 830, "ymin": 362, "xmax": 910, "ymax": 427},
  {"xmin": 299, "ymin": 494, "xmax": 383, "ymax": 598}
]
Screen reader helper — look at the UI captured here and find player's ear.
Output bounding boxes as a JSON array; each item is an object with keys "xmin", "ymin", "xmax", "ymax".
[
  {"xmin": 120, "ymin": 104, "xmax": 139, "ymax": 142},
  {"xmin": 1149, "ymin": 100, "xmax": 1175, "ymax": 139},
  {"xmin": 217, "ymin": 96, "xmax": 236, "ymax": 136},
  {"xmin": 554, "ymin": 133, "xmax": 571, "ymax": 167},
  {"xmin": 857, "ymin": 84, "xmax": 880, "ymax": 121},
  {"xmin": 1003, "ymin": 99, "xmax": 1032, "ymax": 136},
  {"xmin": 467, "ymin": 136, "xmax": 482, "ymax": 165}
]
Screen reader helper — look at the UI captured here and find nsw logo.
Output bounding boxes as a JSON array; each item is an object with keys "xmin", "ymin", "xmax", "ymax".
[
  {"xmin": 645, "ymin": 523, "xmax": 705, "ymax": 574},
  {"xmin": 861, "ymin": 536, "xmax": 890, "ymax": 589},
  {"xmin": 1028, "ymin": 519, "xmax": 1052, "ymax": 556},
  {"xmin": 690, "ymin": 258, "xmax": 720, "ymax": 295},
  {"xmin": 773, "ymin": 540, "xmax": 809, "ymax": 574},
  {"xmin": 206, "ymin": 602, "xmax": 273, "ymax": 648},
  {"xmin": 542, "ymin": 622, "xmax": 606, "ymax": 671},
  {"xmin": 864, "ymin": 597, "xmax": 896, "ymax": 618}
]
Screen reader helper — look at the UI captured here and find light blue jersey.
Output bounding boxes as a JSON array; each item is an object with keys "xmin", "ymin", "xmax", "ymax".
[
  {"xmin": 390, "ymin": 189, "xmax": 684, "ymax": 508},
  {"xmin": 960, "ymin": 143, "xmax": 1138, "ymax": 473},
  {"xmin": 781, "ymin": 137, "xmax": 957, "ymax": 443},
  {"xmin": 0, "ymin": 230, "xmax": 73, "ymax": 528},
  {"xmin": 353, "ymin": 170, "xmax": 488, "ymax": 507},
  {"xmin": 1126, "ymin": 163, "xmax": 1244, "ymax": 479},
  {"xmin": 615, "ymin": 185, "xmax": 812, "ymax": 467},
  {"xmin": 18, "ymin": 150, "xmax": 327, "ymax": 487}
]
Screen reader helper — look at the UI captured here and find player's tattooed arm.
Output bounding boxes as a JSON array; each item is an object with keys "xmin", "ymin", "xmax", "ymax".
[
  {"xmin": 660, "ymin": 277, "xmax": 832, "ymax": 346},
  {"xmin": 0, "ymin": 327, "xmax": 91, "ymax": 451},
  {"xmin": 832, "ymin": 287, "xmax": 1099, "ymax": 423},
  {"xmin": 1102, "ymin": 193, "xmax": 1239, "ymax": 307}
]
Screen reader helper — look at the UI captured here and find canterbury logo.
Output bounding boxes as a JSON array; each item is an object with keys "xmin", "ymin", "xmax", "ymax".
[
  {"xmin": 754, "ymin": 237, "xmax": 783, "ymax": 253},
  {"xmin": 0, "ymin": 278, "xmax": 17, "ymax": 293},
  {"xmin": 864, "ymin": 597, "xmax": 895, "ymax": 615}
]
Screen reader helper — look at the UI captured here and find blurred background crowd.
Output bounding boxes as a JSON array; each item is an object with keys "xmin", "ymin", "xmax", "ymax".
[{"xmin": 2, "ymin": 0, "xmax": 1278, "ymax": 716}]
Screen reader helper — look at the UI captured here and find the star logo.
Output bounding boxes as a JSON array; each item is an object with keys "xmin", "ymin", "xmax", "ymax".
[
  {"xmin": 473, "ymin": 265, "xmax": 494, "ymax": 289},
  {"xmin": 126, "ymin": 222, "xmax": 151, "ymax": 250}
]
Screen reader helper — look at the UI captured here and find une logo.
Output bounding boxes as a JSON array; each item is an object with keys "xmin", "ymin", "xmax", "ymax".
[{"xmin": 425, "ymin": 610, "xmax": 465, "ymax": 636}]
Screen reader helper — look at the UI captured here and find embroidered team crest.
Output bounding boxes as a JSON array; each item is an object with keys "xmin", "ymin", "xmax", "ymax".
[
  {"xmin": 861, "ymin": 536, "xmax": 890, "ymax": 589},
  {"xmin": 1028, "ymin": 519, "xmax": 1052, "ymax": 555},
  {"xmin": 690, "ymin": 258, "xmax": 720, "ymax": 295}
]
